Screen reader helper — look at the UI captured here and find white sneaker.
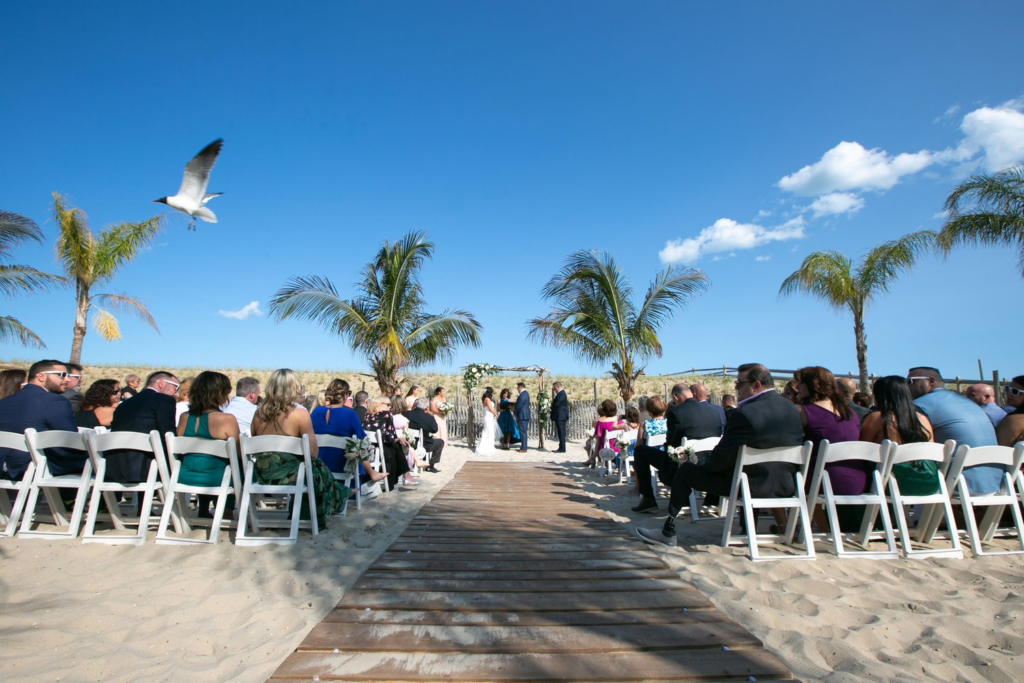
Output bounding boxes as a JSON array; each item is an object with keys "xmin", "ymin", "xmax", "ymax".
[{"xmin": 360, "ymin": 482, "xmax": 382, "ymax": 500}]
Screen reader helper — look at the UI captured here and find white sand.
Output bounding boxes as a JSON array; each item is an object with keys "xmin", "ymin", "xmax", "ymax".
[{"xmin": 1, "ymin": 439, "xmax": 1021, "ymax": 682}]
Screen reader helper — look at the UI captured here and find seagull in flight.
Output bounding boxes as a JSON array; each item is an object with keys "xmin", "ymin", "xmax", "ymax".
[{"xmin": 154, "ymin": 138, "xmax": 224, "ymax": 230}]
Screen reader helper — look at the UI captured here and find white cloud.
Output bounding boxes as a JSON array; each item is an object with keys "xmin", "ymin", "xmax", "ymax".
[
  {"xmin": 934, "ymin": 103, "xmax": 960, "ymax": 124},
  {"xmin": 778, "ymin": 141, "xmax": 934, "ymax": 196},
  {"xmin": 659, "ymin": 217, "xmax": 805, "ymax": 264},
  {"xmin": 755, "ymin": 255, "xmax": 771, "ymax": 262},
  {"xmin": 808, "ymin": 191, "xmax": 865, "ymax": 218},
  {"xmin": 218, "ymin": 301, "xmax": 263, "ymax": 320},
  {"xmin": 757, "ymin": 209, "xmax": 773, "ymax": 218},
  {"xmin": 953, "ymin": 101, "xmax": 1024, "ymax": 172}
]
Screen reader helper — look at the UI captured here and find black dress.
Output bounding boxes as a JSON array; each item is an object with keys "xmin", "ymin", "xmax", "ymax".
[{"xmin": 362, "ymin": 410, "xmax": 410, "ymax": 489}]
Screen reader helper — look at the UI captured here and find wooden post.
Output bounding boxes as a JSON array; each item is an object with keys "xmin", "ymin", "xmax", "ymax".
[
  {"xmin": 979, "ymin": 359, "xmax": 985, "ymax": 384},
  {"xmin": 537, "ymin": 370, "xmax": 546, "ymax": 450},
  {"xmin": 994, "ymin": 370, "xmax": 1002, "ymax": 406},
  {"xmin": 361, "ymin": 381, "xmax": 365, "ymax": 391},
  {"xmin": 593, "ymin": 381, "xmax": 598, "ymax": 406},
  {"xmin": 663, "ymin": 382, "xmax": 668, "ymax": 401},
  {"xmin": 466, "ymin": 392, "xmax": 476, "ymax": 449},
  {"xmin": 955, "ymin": 376, "xmax": 961, "ymax": 394}
]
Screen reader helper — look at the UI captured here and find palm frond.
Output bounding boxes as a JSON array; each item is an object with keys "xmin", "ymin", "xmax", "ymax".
[
  {"xmin": 0, "ymin": 264, "xmax": 65, "ymax": 298},
  {"xmin": 633, "ymin": 266, "xmax": 710, "ymax": 334},
  {"xmin": 0, "ymin": 315, "xmax": 46, "ymax": 348},
  {"xmin": 943, "ymin": 166, "xmax": 1024, "ymax": 222},
  {"xmin": 269, "ymin": 275, "xmax": 364, "ymax": 336},
  {"xmin": 52, "ymin": 193, "xmax": 96, "ymax": 285},
  {"xmin": 858, "ymin": 230, "xmax": 935, "ymax": 297},
  {"xmin": 526, "ymin": 311, "xmax": 613, "ymax": 365},
  {"xmin": 0, "ymin": 210, "xmax": 44, "ymax": 257},
  {"xmin": 92, "ymin": 292, "xmax": 159, "ymax": 331},
  {"xmin": 91, "ymin": 308, "xmax": 121, "ymax": 342},
  {"xmin": 778, "ymin": 250, "xmax": 856, "ymax": 313},
  {"xmin": 405, "ymin": 310, "xmax": 483, "ymax": 364},
  {"xmin": 93, "ymin": 216, "xmax": 164, "ymax": 280}
]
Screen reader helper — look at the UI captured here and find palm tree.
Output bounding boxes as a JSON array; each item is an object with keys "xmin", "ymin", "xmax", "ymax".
[
  {"xmin": 937, "ymin": 165, "xmax": 1024, "ymax": 275},
  {"xmin": 52, "ymin": 193, "xmax": 165, "ymax": 364},
  {"xmin": 779, "ymin": 230, "xmax": 935, "ymax": 393},
  {"xmin": 269, "ymin": 230, "xmax": 482, "ymax": 395},
  {"xmin": 0, "ymin": 210, "xmax": 64, "ymax": 348},
  {"xmin": 527, "ymin": 250, "xmax": 710, "ymax": 401}
]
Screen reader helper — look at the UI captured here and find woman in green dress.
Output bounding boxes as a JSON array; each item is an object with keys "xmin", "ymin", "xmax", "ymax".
[
  {"xmin": 249, "ymin": 368, "xmax": 346, "ymax": 525},
  {"xmin": 859, "ymin": 375, "xmax": 938, "ymax": 495},
  {"xmin": 176, "ymin": 371, "xmax": 241, "ymax": 517}
]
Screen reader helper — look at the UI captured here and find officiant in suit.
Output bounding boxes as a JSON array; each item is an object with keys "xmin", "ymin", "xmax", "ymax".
[
  {"xmin": 107, "ymin": 371, "xmax": 179, "ymax": 483},
  {"xmin": 550, "ymin": 382, "xmax": 569, "ymax": 453},
  {"xmin": 513, "ymin": 382, "xmax": 531, "ymax": 453}
]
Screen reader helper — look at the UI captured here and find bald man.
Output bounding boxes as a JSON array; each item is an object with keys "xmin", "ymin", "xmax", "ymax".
[
  {"xmin": 965, "ymin": 383, "xmax": 1006, "ymax": 427},
  {"xmin": 836, "ymin": 377, "xmax": 870, "ymax": 419},
  {"xmin": 690, "ymin": 383, "xmax": 726, "ymax": 431}
]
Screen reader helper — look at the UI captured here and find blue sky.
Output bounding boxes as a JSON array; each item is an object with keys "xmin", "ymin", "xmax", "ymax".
[{"xmin": 2, "ymin": 2, "xmax": 1023, "ymax": 381}]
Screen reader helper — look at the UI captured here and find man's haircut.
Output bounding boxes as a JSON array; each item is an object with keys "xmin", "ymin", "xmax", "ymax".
[
  {"xmin": 737, "ymin": 363, "xmax": 773, "ymax": 388},
  {"xmin": 516, "ymin": 381, "xmax": 526, "ymax": 389},
  {"xmin": 553, "ymin": 382, "xmax": 563, "ymax": 390},
  {"xmin": 909, "ymin": 366, "xmax": 943, "ymax": 382},
  {"xmin": 125, "ymin": 373, "xmax": 140, "ymax": 383},
  {"xmin": 28, "ymin": 359, "xmax": 65, "ymax": 378},
  {"xmin": 145, "ymin": 371, "xmax": 176, "ymax": 386},
  {"xmin": 354, "ymin": 390, "xmax": 369, "ymax": 405},
  {"xmin": 414, "ymin": 397, "xmax": 430, "ymax": 410},
  {"xmin": 690, "ymin": 384, "xmax": 708, "ymax": 400},
  {"xmin": 645, "ymin": 395, "xmax": 667, "ymax": 417},
  {"xmin": 835, "ymin": 377, "xmax": 857, "ymax": 399},
  {"xmin": 65, "ymin": 362, "xmax": 83, "ymax": 373},
  {"xmin": 236, "ymin": 376, "xmax": 260, "ymax": 397}
]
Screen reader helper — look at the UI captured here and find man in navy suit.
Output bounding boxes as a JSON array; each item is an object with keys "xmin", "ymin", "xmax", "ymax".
[
  {"xmin": 106, "ymin": 370, "xmax": 179, "ymax": 483},
  {"xmin": 0, "ymin": 359, "xmax": 81, "ymax": 480},
  {"xmin": 513, "ymin": 382, "xmax": 530, "ymax": 453},
  {"xmin": 691, "ymin": 383, "xmax": 727, "ymax": 432},
  {"xmin": 550, "ymin": 382, "xmax": 569, "ymax": 453},
  {"xmin": 636, "ymin": 364, "xmax": 804, "ymax": 547}
]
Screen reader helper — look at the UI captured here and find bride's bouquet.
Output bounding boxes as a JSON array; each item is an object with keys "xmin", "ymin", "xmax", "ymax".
[
  {"xmin": 668, "ymin": 445, "xmax": 697, "ymax": 464},
  {"xmin": 437, "ymin": 400, "xmax": 453, "ymax": 417},
  {"xmin": 343, "ymin": 436, "xmax": 376, "ymax": 474}
]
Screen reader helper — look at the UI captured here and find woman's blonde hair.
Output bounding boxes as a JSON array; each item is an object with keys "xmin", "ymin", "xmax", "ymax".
[
  {"xmin": 390, "ymin": 395, "xmax": 407, "ymax": 414},
  {"xmin": 368, "ymin": 396, "xmax": 390, "ymax": 413},
  {"xmin": 255, "ymin": 368, "xmax": 303, "ymax": 425},
  {"xmin": 324, "ymin": 378, "xmax": 350, "ymax": 405}
]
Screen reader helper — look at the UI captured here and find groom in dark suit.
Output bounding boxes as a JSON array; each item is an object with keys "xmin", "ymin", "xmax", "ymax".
[
  {"xmin": 550, "ymin": 382, "xmax": 569, "ymax": 453},
  {"xmin": 107, "ymin": 371, "xmax": 179, "ymax": 483},
  {"xmin": 636, "ymin": 363, "xmax": 804, "ymax": 547},
  {"xmin": 513, "ymin": 382, "xmax": 530, "ymax": 453}
]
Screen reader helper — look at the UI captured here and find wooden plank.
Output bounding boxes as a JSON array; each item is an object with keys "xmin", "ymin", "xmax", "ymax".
[
  {"xmin": 298, "ymin": 621, "xmax": 762, "ymax": 654},
  {"xmin": 323, "ymin": 608, "xmax": 728, "ymax": 627},
  {"xmin": 336, "ymin": 589, "xmax": 713, "ymax": 612},
  {"xmin": 368, "ymin": 558, "xmax": 667, "ymax": 572},
  {"xmin": 379, "ymin": 550, "xmax": 654, "ymax": 562},
  {"xmin": 270, "ymin": 649, "xmax": 794, "ymax": 681},
  {"xmin": 388, "ymin": 539, "xmax": 639, "ymax": 551},
  {"xmin": 353, "ymin": 577, "xmax": 694, "ymax": 593}
]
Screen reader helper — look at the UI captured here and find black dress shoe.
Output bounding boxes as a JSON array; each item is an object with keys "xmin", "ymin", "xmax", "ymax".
[
  {"xmin": 631, "ymin": 497, "xmax": 659, "ymax": 514},
  {"xmin": 424, "ymin": 466, "xmax": 440, "ymax": 473}
]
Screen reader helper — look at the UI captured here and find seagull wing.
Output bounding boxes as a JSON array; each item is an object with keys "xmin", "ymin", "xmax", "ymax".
[{"xmin": 176, "ymin": 138, "xmax": 223, "ymax": 202}]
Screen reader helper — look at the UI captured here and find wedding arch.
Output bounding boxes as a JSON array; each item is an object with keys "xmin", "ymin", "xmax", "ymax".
[{"xmin": 462, "ymin": 363, "xmax": 549, "ymax": 449}]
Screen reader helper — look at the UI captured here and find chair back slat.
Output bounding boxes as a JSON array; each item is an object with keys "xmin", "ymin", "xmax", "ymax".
[
  {"xmin": 683, "ymin": 436, "xmax": 721, "ymax": 452},
  {"xmin": 819, "ymin": 440, "xmax": 890, "ymax": 466},
  {"xmin": 739, "ymin": 443, "xmax": 810, "ymax": 468},
  {"xmin": 0, "ymin": 431, "xmax": 27, "ymax": 451},
  {"xmin": 241, "ymin": 434, "xmax": 308, "ymax": 458},
  {"xmin": 165, "ymin": 434, "xmax": 236, "ymax": 460},
  {"xmin": 316, "ymin": 434, "xmax": 355, "ymax": 450},
  {"xmin": 27, "ymin": 429, "xmax": 90, "ymax": 452},
  {"xmin": 646, "ymin": 433, "xmax": 667, "ymax": 448}
]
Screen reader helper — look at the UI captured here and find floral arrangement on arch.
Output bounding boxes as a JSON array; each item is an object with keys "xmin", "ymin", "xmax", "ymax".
[
  {"xmin": 463, "ymin": 363, "xmax": 500, "ymax": 393},
  {"xmin": 537, "ymin": 391, "xmax": 551, "ymax": 429}
]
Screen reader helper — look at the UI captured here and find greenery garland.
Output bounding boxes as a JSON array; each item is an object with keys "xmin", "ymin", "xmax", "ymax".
[
  {"xmin": 462, "ymin": 363, "xmax": 500, "ymax": 393},
  {"xmin": 537, "ymin": 391, "xmax": 551, "ymax": 429}
]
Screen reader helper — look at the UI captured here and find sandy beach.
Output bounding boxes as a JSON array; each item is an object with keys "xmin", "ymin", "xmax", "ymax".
[{"xmin": 1, "ymin": 439, "xmax": 1022, "ymax": 682}]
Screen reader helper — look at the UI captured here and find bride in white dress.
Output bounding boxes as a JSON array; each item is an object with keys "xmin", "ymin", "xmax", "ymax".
[{"xmin": 475, "ymin": 386, "xmax": 498, "ymax": 456}]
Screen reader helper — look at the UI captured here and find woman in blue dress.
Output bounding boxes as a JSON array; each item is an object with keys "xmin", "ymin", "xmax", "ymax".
[
  {"xmin": 310, "ymin": 379, "xmax": 387, "ymax": 488},
  {"xmin": 497, "ymin": 388, "xmax": 521, "ymax": 450}
]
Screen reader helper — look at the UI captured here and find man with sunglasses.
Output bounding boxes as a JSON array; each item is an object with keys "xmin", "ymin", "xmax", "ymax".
[
  {"xmin": 62, "ymin": 362, "xmax": 84, "ymax": 412},
  {"xmin": 106, "ymin": 370, "xmax": 179, "ymax": 484},
  {"xmin": 0, "ymin": 359, "xmax": 82, "ymax": 481},
  {"xmin": 908, "ymin": 366, "xmax": 1000, "ymax": 493}
]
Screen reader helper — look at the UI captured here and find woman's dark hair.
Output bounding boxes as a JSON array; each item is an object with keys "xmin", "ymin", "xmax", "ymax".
[
  {"xmin": 481, "ymin": 386, "xmax": 494, "ymax": 403},
  {"xmin": 598, "ymin": 399, "xmax": 617, "ymax": 418},
  {"xmin": 645, "ymin": 395, "xmax": 667, "ymax": 418},
  {"xmin": 625, "ymin": 406, "xmax": 640, "ymax": 425},
  {"xmin": 852, "ymin": 391, "xmax": 872, "ymax": 408},
  {"xmin": 872, "ymin": 375, "xmax": 931, "ymax": 444},
  {"xmin": 325, "ymin": 378, "xmax": 350, "ymax": 405},
  {"xmin": 795, "ymin": 366, "xmax": 851, "ymax": 421},
  {"xmin": 500, "ymin": 388, "xmax": 511, "ymax": 400},
  {"xmin": 79, "ymin": 379, "xmax": 120, "ymax": 411},
  {"xmin": 1012, "ymin": 375, "xmax": 1024, "ymax": 388},
  {"xmin": 406, "ymin": 385, "xmax": 419, "ymax": 397},
  {"xmin": 433, "ymin": 386, "xmax": 444, "ymax": 397},
  {"xmin": 188, "ymin": 371, "xmax": 232, "ymax": 415},
  {"xmin": 0, "ymin": 368, "xmax": 27, "ymax": 400}
]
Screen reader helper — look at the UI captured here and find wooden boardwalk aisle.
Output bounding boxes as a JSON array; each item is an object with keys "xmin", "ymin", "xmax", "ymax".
[{"xmin": 269, "ymin": 462, "xmax": 796, "ymax": 682}]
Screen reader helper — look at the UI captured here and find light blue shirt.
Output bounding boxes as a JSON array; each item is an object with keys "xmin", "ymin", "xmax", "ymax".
[
  {"xmin": 981, "ymin": 401, "xmax": 1007, "ymax": 427},
  {"xmin": 914, "ymin": 389, "xmax": 1001, "ymax": 493}
]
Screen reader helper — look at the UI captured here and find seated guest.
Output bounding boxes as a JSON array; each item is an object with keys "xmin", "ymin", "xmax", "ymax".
[
  {"xmin": 107, "ymin": 371, "xmax": 179, "ymax": 483},
  {"xmin": 860, "ymin": 376, "xmax": 938, "ymax": 495},
  {"xmin": 637, "ymin": 396, "xmax": 667, "ymax": 446},
  {"xmin": 721, "ymin": 394, "xmax": 737, "ymax": 413},
  {"xmin": 782, "ymin": 380, "xmax": 800, "ymax": 404},
  {"xmin": 391, "ymin": 396, "xmax": 422, "ymax": 484},
  {"xmin": 996, "ymin": 375, "xmax": 1024, "ymax": 447},
  {"xmin": 174, "ymin": 377, "xmax": 194, "ymax": 424},
  {"xmin": 311, "ymin": 379, "xmax": 387, "ymax": 486},
  {"xmin": 362, "ymin": 396, "xmax": 412, "ymax": 490},
  {"xmin": 691, "ymin": 383, "xmax": 727, "ymax": 431},
  {"xmin": 636, "ymin": 364, "xmax": 803, "ymax": 547},
  {"xmin": 584, "ymin": 399, "xmax": 626, "ymax": 468},
  {"xmin": 0, "ymin": 368, "xmax": 27, "ymax": 400},
  {"xmin": 630, "ymin": 385, "xmax": 723, "ymax": 514},
  {"xmin": 908, "ymin": 366, "xmax": 999, "ymax": 493},
  {"xmin": 965, "ymin": 383, "xmax": 1007, "ymax": 428},
  {"xmin": 63, "ymin": 362, "xmax": 84, "ymax": 412},
  {"xmin": 175, "ymin": 371, "xmax": 241, "ymax": 517},
  {"xmin": 120, "ymin": 374, "xmax": 141, "ymax": 401},
  {"xmin": 853, "ymin": 392, "xmax": 872, "ymax": 409},
  {"xmin": 223, "ymin": 377, "xmax": 260, "ymax": 436},
  {"xmin": 250, "ymin": 369, "xmax": 346, "ymax": 524},
  {"xmin": 836, "ymin": 377, "xmax": 871, "ymax": 420},
  {"xmin": 352, "ymin": 391, "xmax": 369, "ymax": 423},
  {"xmin": 404, "ymin": 397, "xmax": 445, "ymax": 474},
  {"xmin": 0, "ymin": 359, "xmax": 80, "ymax": 480},
  {"xmin": 75, "ymin": 379, "xmax": 121, "ymax": 428}
]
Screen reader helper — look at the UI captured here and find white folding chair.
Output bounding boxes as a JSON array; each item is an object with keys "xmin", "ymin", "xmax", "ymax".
[
  {"xmin": 81, "ymin": 430, "xmax": 169, "ymax": 546},
  {"xmin": 363, "ymin": 430, "xmax": 389, "ymax": 493},
  {"xmin": 598, "ymin": 429, "xmax": 622, "ymax": 477},
  {"xmin": 721, "ymin": 442, "xmax": 815, "ymax": 562},
  {"xmin": 156, "ymin": 434, "xmax": 241, "ymax": 544},
  {"xmin": 0, "ymin": 431, "xmax": 34, "ymax": 537},
  {"xmin": 19, "ymin": 429, "xmax": 93, "ymax": 540},
  {"xmin": 805, "ymin": 440, "xmax": 898, "ymax": 559},
  {"xmin": 884, "ymin": 440, "xmax": 962, "ymax": 559},
  {"xmin": 316, "ymin": 434, "xmax": 359, "ymax": 513},
  {"xmin": 941, "ymin": 443, "xmax": 1024, "ymax": 556},
  {"xmin": 645, "ymin": 433, "xmax": 667, "ymax": 498},
  {"xmin": 236, "ymin": 433, "xmax": 319, "ymax": 546},
  {"xmin": 408, "ymin": 429, "xmax": 426, "ymax": 474},
  {"xmin": 682, "ymin": 436, "xmax": 724, "ymax": 523},
  {"xmin": 616, "ymin": 429, "xmax": 638, "ymax": 483}
]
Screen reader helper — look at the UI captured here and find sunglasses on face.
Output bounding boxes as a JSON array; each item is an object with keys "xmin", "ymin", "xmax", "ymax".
[
  {"xmin": 1005, "ymin": 386, "xmax": 1024, "ymax": 397},
  {"xmin": 40, "ymin": 371, "xmax": 68, "ymax": 379}
]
